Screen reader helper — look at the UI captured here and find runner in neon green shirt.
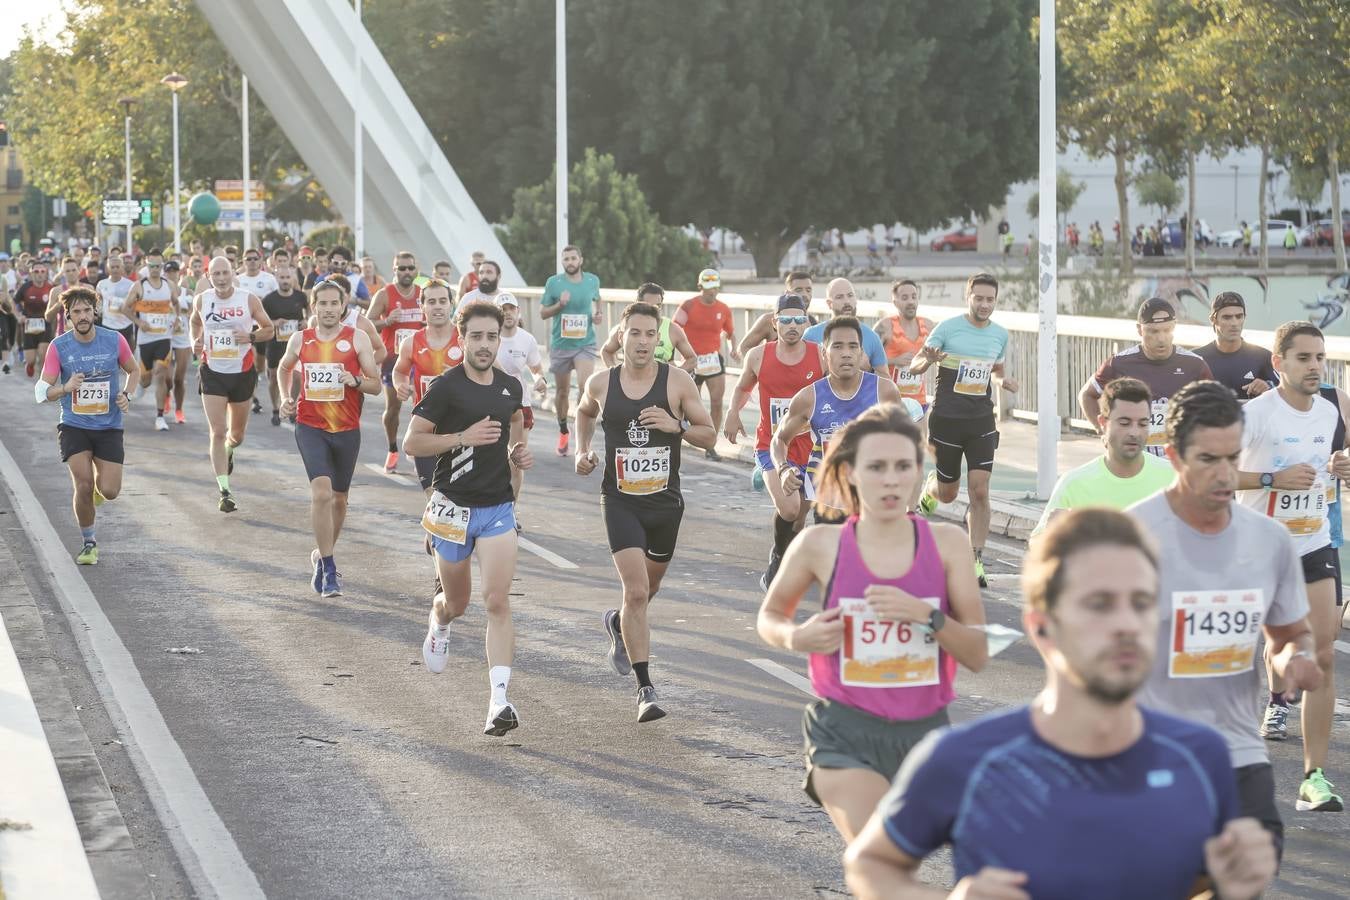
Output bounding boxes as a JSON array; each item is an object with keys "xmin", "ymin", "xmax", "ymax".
[{"xmin": 1033, "ymin": 376, "xmax": 1175, "ymax": 536}]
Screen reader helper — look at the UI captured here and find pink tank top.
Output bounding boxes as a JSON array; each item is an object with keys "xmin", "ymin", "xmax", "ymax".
[{"xmin": 809, "ymin": 515, "xmax": 956, "ymax": 720}]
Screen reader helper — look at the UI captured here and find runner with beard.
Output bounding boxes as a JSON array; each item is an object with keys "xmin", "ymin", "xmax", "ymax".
[{"xmin": 368, "ymin": 251, "xmax": 424, "ymax": 471}]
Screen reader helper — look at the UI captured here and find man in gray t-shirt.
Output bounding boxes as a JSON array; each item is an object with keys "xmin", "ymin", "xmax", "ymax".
[{"xmin": 1128, "ymin": 381, "xmax": 1324, "ymax": 857}]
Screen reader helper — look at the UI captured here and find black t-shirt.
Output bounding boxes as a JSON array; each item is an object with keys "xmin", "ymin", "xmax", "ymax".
[
  {"xmin": 411, "ymin": 365, "xmax": 523, "ymax": 507},
  {"xmin": 1193, "ymin": 340, "xmax": 1276, "ymax": 398},
  {"xmin": 263, "ymin": 289, "xmax": 309, "ymax": 342}
]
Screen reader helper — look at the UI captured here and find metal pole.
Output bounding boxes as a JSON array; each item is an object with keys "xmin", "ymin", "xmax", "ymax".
[
  {"xmin": 123, "ymin": 111, "xmax": 132, "ymax": 248},
  {"xmin": 1035, "ymin": 0, "xmax": 1059, "ymax": 500},
  {"xmin": 555, "ymin": 0, "xmax": 568, "ymax": 263},
  {"xmin": 1230, "ymin": 164, "xmax": 1239, "ymax": 222},
  {"xmin": 353, "ymin": 0, "xmax": 364, "ymax": 257},
  {"xmin": 242, "ymin": 73, "xmax": 251, "ymax": 252},
  {"xmin": 171, "ymin": 90, "xmax": 181, "ymax": 254}
]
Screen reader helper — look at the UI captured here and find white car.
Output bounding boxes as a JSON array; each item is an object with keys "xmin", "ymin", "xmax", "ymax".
[
  {"xmin": 1217, "ymin": 228, "xmax": 1244, "ymax": 248},
  {"xmin": 1215, "ymin": 220, "xmax": 1297, "ymax": 248}
]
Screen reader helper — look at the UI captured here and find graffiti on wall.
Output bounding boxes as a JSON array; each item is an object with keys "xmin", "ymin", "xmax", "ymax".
[{"xmin": 1137, "ymin": 274, "xmax": 1350, "ymax": 332}]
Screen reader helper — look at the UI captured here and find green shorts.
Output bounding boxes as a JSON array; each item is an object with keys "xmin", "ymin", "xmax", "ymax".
[{"xmin": 802, "ymin": 699, "xmax": 950, "ymax": 805}]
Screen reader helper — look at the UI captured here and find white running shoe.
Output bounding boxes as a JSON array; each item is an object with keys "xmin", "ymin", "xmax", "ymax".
[
  {"xmin": 484, "ymin": 700, "xmax": 520, "ymax": 736},
  {"xmin": 422, "ymin": 608, "xmax": 450, "ymax": 674},
  {"xmin": 155, "ymin": 416, "xmax": 169, "ymax": 431}
]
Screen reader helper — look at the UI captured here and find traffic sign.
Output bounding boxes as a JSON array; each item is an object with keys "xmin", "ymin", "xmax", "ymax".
[
  {"xmin": 219, "ymin": 199, "xmax": 266, "ymax": 211},
  {"xmin": 102, "ymin": 197, "xmax": 153, "ymax": 227},
  {"xmin": 214, "ymin": 179, "xmax": 265, "ymax": 192}
]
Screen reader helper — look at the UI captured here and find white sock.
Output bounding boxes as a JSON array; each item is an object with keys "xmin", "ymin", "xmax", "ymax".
[{"xmin": 489, "ymin": 665, "xmax": 511, "ymax": 705}]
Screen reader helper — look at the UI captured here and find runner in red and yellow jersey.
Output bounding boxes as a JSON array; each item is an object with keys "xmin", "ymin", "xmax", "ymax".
[
  {"xmin": 874, "ymin": 279, "xmax": 932, "ymax": 407},
  {"xmin": 277, "ymin": 278, "xmax": 380, "ymax": 598},
  {"xmin": 368, "ymin": 250, "xmax": 425, "ymax": 473},
  {"xmin": 673, "ymin": 268, "xmax": 740, "ymax": 459},
  {"xmin": 392, "ymin": 279, "xmax": 462, "ymax": 493}
]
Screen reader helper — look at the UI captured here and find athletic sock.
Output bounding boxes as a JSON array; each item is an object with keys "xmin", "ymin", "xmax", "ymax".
[
  {"xmin": 388, "ymin": 441, "xmax": 397, "ymax": 453},
  {"xmin": 558, "ymin": 419, "xmax": 568, "ymax": 434},
  {"xmin": 216, "ymin": 475, "xmax": 230, "ymax": 492},
  {"xmin": 973, "ymin": 547, "xmax": 984, "ymax": 560},
  {"xmin": 322, "ymin": 555, "xmax": 336, "ymax": 575},
  {"xmin": 772, "ymin": 514, "xmax": 797, "ymax": 556},
  {"xmin": 489, "ymin": 665, "xmax": 511, "ymax": 705},
  {"xmin": 1270, "ymin": 690, "xmax": 1288, "ymax": 708},
  {"xmin": 634, "ymin": 661, "xmax": 653, "ymax": 690},
  {"xmin": 80, "ymin": 525, "xmax": 95, "ymax": 544}
]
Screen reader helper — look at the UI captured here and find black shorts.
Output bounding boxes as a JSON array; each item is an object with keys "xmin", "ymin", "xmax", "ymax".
[
  {"xmin": 601, "ymin": 494, "xmax": 684, "ymax": 563},
  {"xmin": 198, "ymin": 366, "xmax": 258, "ymax": 403},
  {"xmin": 57, "ymin": 424, "xmax": 125, "ymax": 464},
  {"xmin": 294, "ymin": 422, "xmax": 361, "ymax": 493},
  {"xmin": 1236, "ymin": 763, "xmax": 1283, "ymax": 864},
  {"xmin": 1300, "ymin": 545, "xmax": 1340, "ymax": 599},
  {"xmin": 138, "ymin": 339, "xmax": 172, "ymax": 369},
  {"xmin": 0, "ymin": 313, "xmax": 15, "ymax": 350},
  {"xmin": 414, "ymin": 454, "xmax": 436, "ymax": 491},
  {"xmin": 380, "ymin": 355, "xmax": 397, "ymax": 387},
  {"xmin": 21, "ymin": 322, "xmax": 53, "ymax": 351},
  {"xmin": 113, "ymin": 324, "xmax": 136, "ymax": 347},
  {"xmin": 693, "ymin": 354, "xmax": 725, "ymax": 387},
  {"xmin": 265, "ymin": 340, "xmax": 289, "ymax": 369},
  {"xmin": 928, "ymin": 413, "xmax": 999, "ymax": 483}
]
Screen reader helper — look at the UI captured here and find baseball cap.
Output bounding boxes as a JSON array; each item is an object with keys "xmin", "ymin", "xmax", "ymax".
[
  {"xmin": 299, "ymin": 245, "xmax": 313, "ymax": 255},
  {"xmin": 495, "ymin": 292, "xmax": 519, "ymax": 308},
  {"xmin": 697, "ymin": 268, "xmax": 721, "ymax": 289},
  {"xmin": 776, "ymin": 293, "xmax": 808, "ymax": 313},
  {"xmin": 1137, "ymin": 297, "xmax": 1176, "ymax": 324},
  {"xmin": 1210, "ymin": 291, "xmax": 1245, "ymax": 314},
  {"xmin": 164, "ymin": 260, "xmax": 181, "ymax": 272}
]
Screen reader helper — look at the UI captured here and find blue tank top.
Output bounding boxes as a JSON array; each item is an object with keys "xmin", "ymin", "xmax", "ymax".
[
  {"xmin": 52, "ymin": 326, "xmax": 126, "ymax": 430},
  {"xmin": 809, "ymin": 372, "xmax": 881, "ymax": 461}
]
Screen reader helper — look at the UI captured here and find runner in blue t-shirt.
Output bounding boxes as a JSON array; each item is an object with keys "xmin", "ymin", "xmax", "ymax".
[
  {"xmin": 845, "ymin": 508, "xmax": 1277, "ymax": 900},
  {"xmin": 910, "ymin": 272, "xmax": 1015, "ymax": 587},
  {"xmin": 801, "ymin": 277, "xmax": 888, "ymax": 372},
  {"xmin": 34, "ymin": 285, "xmax": 139, "ymax": 565},
  {"xmin": 539, "ymin": 244, "xmax": 602, "ymax": 457}
]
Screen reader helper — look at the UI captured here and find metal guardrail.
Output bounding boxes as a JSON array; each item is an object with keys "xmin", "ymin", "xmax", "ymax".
[{"xmin": 506, "ymin": 287, "xmax": 1350, "ymax": 431}]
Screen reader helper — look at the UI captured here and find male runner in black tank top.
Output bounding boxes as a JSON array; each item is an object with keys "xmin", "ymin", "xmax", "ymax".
[{"xmin": 575, "ymin": 301, "xmax": 718, "ymax": 722}]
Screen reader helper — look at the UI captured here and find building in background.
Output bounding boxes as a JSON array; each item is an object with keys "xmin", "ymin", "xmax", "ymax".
[{"xmin": 0, "ymin": 132, "xmax": 26, "ymax": 254}]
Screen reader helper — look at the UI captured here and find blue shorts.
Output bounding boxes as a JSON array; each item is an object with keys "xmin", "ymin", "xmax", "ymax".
[
  {"xmin": 756, "ymin": 449, "xmax": 807, "ymax": 478},
  {"xmin": 431, "ymin": 501, "xmax": 517, "ymax": 563}
]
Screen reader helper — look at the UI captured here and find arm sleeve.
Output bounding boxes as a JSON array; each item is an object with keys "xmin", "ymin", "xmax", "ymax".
[
  {"xmin": 876, "ymin": 729, "xmax": 959, "ymax": 860},
  {"xmin": 540, "ymin": 279, "xmax": 558, "ymax": 308},
  {"xmin": 117, "ymin": 335, "xmax": 134, "ymax": 366},
  {"xmin": 1090, "ymin": 357, "xmax": 1116, "ymax": 393},
  {"xmin": 722, "ymin": 308, "xmax": 734, "ymax": 337},
  {"xmin": 42, "ymin": 341, "xmax": 63, "ymax": 378}
]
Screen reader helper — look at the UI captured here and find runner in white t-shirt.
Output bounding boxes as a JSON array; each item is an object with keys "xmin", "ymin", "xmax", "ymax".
[
  {"xmin": 1235, "ymin": 321, "xmax": 1347, "ymax": 811},
  {"xmin": 235, "ymin": 249, "xmax": 279, "ymax": 414},
  {"xmin": 494, "ymin": 293, "xmax": 545, "ymax": 517}
]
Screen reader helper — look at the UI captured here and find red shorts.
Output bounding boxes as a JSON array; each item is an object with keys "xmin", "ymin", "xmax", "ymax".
[{"xmin": 522, "ymin": 407, "xmax": 535, "ymax": 430}]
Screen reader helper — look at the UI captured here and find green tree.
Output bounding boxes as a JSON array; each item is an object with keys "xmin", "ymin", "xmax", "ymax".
[
  {"xmin": 498, "ymin": 149, "xmax": 706, "ymax": 288},
  {"xmin": 1287, "ymin": 158, "xmax": 1327, "ymax": 226},
  {"xmin": 1026, "ymin": 168, "xmax": 1088, "ymax": 239},
  {"xmin": 1134, "ymin": 169, "xmax": 1183, "ymax": 219}
]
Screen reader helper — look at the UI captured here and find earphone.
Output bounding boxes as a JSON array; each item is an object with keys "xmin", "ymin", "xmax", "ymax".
[{"xmin": 1036, "ymin": 626, "xmax": 1047, "ymax": 637}]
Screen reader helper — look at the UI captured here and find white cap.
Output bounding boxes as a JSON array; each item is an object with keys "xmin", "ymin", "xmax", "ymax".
[
  {"xmin": 495, "ymin": 291, "xmax": 519, "ymax": 308},
  {"xmin": 697, "ymin": 268, "xmax": 720, "ymax": 289}
]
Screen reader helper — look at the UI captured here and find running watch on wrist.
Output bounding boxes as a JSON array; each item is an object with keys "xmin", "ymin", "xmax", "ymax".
[
  {"xmin": 927, "ymin": 609, "xmax": 947, "ymax": 633},
  {"xmin": 1260, "ymin": 472, "xmax": 1275, "ymax": 489}
]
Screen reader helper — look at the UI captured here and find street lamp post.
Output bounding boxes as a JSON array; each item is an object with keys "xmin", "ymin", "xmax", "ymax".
[
  {"xmin": 242, "ymin": 74, "xmax": 252, "ymax": 252},
  {"xmin": 117, "ymin": 97, "xmax": 136, "ymax": 248},
  {"xmin": 353, "ymin": 0, "xmax": 364, "ymax": 258},
  {"xmin": 555, "ymin": 0, "xmax": 568, "ymax": 264},
  {"xmin": 1035, "ymin": 0, "xmax": 1058, "ymax": 499},
  {"xmin": 1230, "ymin": 164, "xmax": 1240, "ymax": 222},
  {"xmin": 161, "ymin": 73, "xmax": 189, "ymax": 254}
]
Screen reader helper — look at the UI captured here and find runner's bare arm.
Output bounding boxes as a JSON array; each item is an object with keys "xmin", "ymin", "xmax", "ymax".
[
  {"xmin": 758, "ymin": 526, "xmax": 843, "ymax": 652},
  {"xmin": 926, "ymin": 523, "xmax": 989, "ymax": 672},
  {"xmin": 1078, "ymin": 379, "xmax": 1103, "ymax": 428},
  {"xmin": 391, "ymin": 336, "xmax": 415, "ymax": 400},
  {"xmin": 1264, "ymin": 619, "xmax": 1322, "ymax": 693},
  {"xmin": 846, "ymin": 816, "xmax": 1019, "ymax": 900},
  {"xmin": 351, "ymin": 329, "xmax": 382, "ymax": 395},
  {"xmin": 877, "ymin": 378, "xmax": 902, "ymax": 406},
  {"xmin": 508, "ymin": 409, "xmax": 533, "ymax": 470},
  {"xmin": 358, "ymin": 316, "xmax": 387, "ymax": 365},
  {"xmin": 124, "ymin": 282, "xmax": 144, "ymax": 328},
  {"xmin": 908, "ymin": 343, "xmax": 944, "ymax": 375},
  {"xmin": 770, "ymin": 387, "xmax": 813, "ymax": 471},
  {"xmin": 572, "ymin": 370, "xmax": 606, "ymax": 473},
  {"xmin": 189, "ymin": 293, "xmax": 205, "ymax": 348},
  {"xmin": 367, "ymin": 287, "xmax": 389, "ymax": 328},
  {"xmin": 667, "ymin": 367, "xmax": 717, "ymax": 450},
  {"xmin": 723, "ymin": 345, "xmax": 763, "ymax": 442},
  {"xmin": 600, "ymin": 323, "xmax": 623, "ymax": 367},
  {"xmin": 670, "ymin": 321, "xmax": 697, "ymax": 369},
  {"xmin": 402, "ymin": 411, "xmax": 467, "ymax": 459},
  {"xmin": 992, "ymin": 362, "xmax": 1018, "ymax": 393},
  {"xmin": 248, "ymin": 294, "xmax": 275, "ymax": 342},
  {"xmin": 276, "ymin": 333, "xmax": 305, "ymax": 415},
  {"xmin": 737, "ymin": 313, "xmax": 773, "ymax": 356}
]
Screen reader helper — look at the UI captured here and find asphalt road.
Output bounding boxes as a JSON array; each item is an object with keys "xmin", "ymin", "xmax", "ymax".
[{"xmin": 0, "ymin": 370, "xmax": 1346, "ymax": 899}]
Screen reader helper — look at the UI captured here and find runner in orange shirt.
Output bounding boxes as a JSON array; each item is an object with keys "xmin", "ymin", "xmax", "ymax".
[
  {"xmin": 392, "ymin": 279, "xmax": 463, "ymax": 494},
  {"xmin": 673, "ymin": 268, "xmax": 740, "ymax": 459}
]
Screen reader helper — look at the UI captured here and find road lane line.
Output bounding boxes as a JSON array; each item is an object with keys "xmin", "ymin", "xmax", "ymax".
[
  {"xmin": 518, "ymin": 536, "xmax": 579, "ymax": 569},
  {"xmin": 746, "ymin": 658, "xmax": 814, "ymax": 697},
  {"xmin": 0, "ymin": 437, "xmax": 266, "ymax": 900},
  {"xmin": 1337, "ymin": 640, "xmax": 1350, "ymax": 656},
  {"xmin": 362, "ymin": 462, "xmax": 414, "ymax": 485}
]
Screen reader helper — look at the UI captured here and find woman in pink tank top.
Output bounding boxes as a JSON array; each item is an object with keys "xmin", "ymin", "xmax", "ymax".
[{"xmin": 757, "ymin": 403, "xmax": 989, "ymax": 842}]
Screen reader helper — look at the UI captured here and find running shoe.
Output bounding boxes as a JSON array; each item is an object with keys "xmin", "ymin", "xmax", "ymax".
[
  {"xmin": 917, "ymin": 491, "xmax": 938, "ymax": 518},
  {"xmin": 251, "ymin": 397, "xmax": 262, "ymax": 414},
  {"xmin": 706, "ymin": 447, "xmax": 722, "ymax": 461},
  {"xmin": 484, "ymin": 701, "xmax": 520, "ymax": 737},
  {"xmin": 174, "ymin": 409, "xmax": 186, "ymax": 425},
  {"xmin": 163, "ymin": 398, "xmax": 172, "ymax": 416},
  {"xmin": 636, "ymin": 686, "xmax": 667, "ymax": 723},
  {"xmin": 422, "ymin": 609, "xmax": 451, "ymax": 674},
  {"xmin": 1259, "ymin": 703, "xmax": 1289, "ymax": 741},
  {"xmin": 310, "ymin": 549, "xmax": 323, "ymax": 594},
  {"xmin": 155, "ymin": 416, "xmax": 169, "ymax": 432},
  {"xmin": 556, "ymin": 431, "xmax": 569, "ymax": 456},
  {"xmin": 975, "ymin": 559, "xmax": 988, "ymax": 589},
  {"xmin": 75, "ymin": 542, "xmax": 98, "ymax": 566},
  {"xmin": 603, "ymin": 609, "xmax": 632, "ymax": 675},
  {"xmin": 92, "ymin": 485, "xmax": 107, "ymax": 507},
  {"xmin": 226, "ymin": 443, "xmax": 235, "ymax": 474},
  {"xmin": 1296, "ymin": 769, "xmax": 1344, "ymax": 812},
  {"xmin": 26, "ymin": 362, "xmax": 34, "ymax": 377},
  {"xmin": 384, "ymin": 451, "xmax": 399, "ymax": 473},
  {"xmin": 2, "ymin": 363, "xmax": 9, "ymax": 375},
  {"xmin": 218, "ymin": 489, "xmax": 237, "ymax": 513},
  {"xmin": 271, "ymin": 411, "xmax": 281, "ymax": 427},
  {"xmin": 320, "ymin": 569, "xmax": 343, "ymax": 598}
]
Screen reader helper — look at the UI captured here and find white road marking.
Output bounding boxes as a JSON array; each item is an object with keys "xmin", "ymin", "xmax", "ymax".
[
  {"xmin": 746, "ymin": 658, "xmax": 814, "ymax": 697},
  {"xmin": 1337, "ymin": 640, "xmax": 1350, "ymax": 656},
  {"xmin": 517, "ymin": 536, "xmax": 579, "ymax": 570},
  {"xmin": 363, "ymin": 462, "xmax": 414, "ymax": 485},
  {"xmin": 0, "ymin": 437, "xmax": 265, "ymax": 899}
]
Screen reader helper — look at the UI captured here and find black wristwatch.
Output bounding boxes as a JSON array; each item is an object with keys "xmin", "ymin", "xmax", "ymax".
[
  {"xmin": 678, "ymin": 418, "xmax": 689, "ymax": 436},
  {"xmin": 927, "ymin": 609, "xmax": 947, "ymax": 633},
  {"xmin": 1260, "ymin": 472, "xmax": 1275, "ymax": 489}
]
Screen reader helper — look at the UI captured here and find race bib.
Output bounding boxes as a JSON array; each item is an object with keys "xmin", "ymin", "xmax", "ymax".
[
  {"xmin": 1146, "ymin": 398, "xmax": 1169, "ymax": 447},
  {"xmin": 419, "ymin": 374, "xmax": 438, "ymax": 398},
  {"xmin": 953, "ymin": 358, "xmax": 992, "ymax": 395},
  {"xmin": 208, "ymin": 329, "xmax": 241, "ymax": 359},
  {"xmin": 1266, "ymin": 482, "xmax": 1333, "ymax": 535},
  {"xmin": 397, "ymin": 307, "xmax": 422, "ymax": 324},
  {"xmin": 304, "ymin": 362, "xmax": 346, "ymax": 402},
  {"xmin": 695, "ymin": 352, "xmax": 722, "ymax": 377},
  {"xmin": 25, "ymin": 317, "xmax": 46, "ymax": 334},
  {"xmin": 142, "ymin": 312, "xmax": 170, "ymax": 335},
  {"xmin": 421, "ymin": 490, "xmax": 469, "ymax": 544},
  {"xmin": 275, "ymin": 319, "xmax": 298, "ymax": 339},
  {"xmin": 561, "ymin": 313, "xmax": 589, "ymax": 340},
  {"xmin": 895, "ymin": 368, "xmax": 925, "ymax": 397},
  {"xmin": 769, "ymin": 397, "xmax": 792, "ymax": 426},
  {"xmin": 615, "ymin": 446, "xmax": 671, "ymax": 495},
  {"xmin": 71, "ymin": 379, "xmax": 111, "ymax": 416},
  {"xmin": 396, "ymin": 328, "xmax": 417, "ymax": 353},
  {"xmin": 839, "ymin": 597, "xmax": 940, "ymax": 688},
  {"xmin": 1168, "ymin": 589, "xmax": 1263, "ymax": 679}
]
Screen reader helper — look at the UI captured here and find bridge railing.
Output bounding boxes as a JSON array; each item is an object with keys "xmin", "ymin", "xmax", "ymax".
[{"xmin": 506, "ymin": 288, "xmax": 1350, "ymax": 431}]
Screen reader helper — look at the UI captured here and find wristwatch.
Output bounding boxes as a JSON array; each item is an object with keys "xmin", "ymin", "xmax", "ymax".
[
  {"xmin": 926, "ymin": 608, "xmax": 947, "ymax": 633},
  {"xmin": 1260, "ymin": 472, "xmax": 1275, "ymax": 489}
]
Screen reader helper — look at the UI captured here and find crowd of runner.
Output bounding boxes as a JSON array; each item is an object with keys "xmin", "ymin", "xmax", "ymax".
[{"xmin": 2, "ymin": 242, "xmax": 1345, "ymax": 896}]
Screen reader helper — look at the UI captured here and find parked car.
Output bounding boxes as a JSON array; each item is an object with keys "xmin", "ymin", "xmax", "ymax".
[
  {"xmin": 1164, "ymin": 218, "xmax": 1215, "ymax": 248},
  {"xmin": 1215, "ymin": 220, "xmax": 1297, "ymax": 248},
  {"xmin": 1306, "ymin": 217, "xmax": 1350, "ymax": 247},
  {"xmin": 1216, "ymin": 228, "xmax": 1244, "ymax": 248},
  {"xmin": 930, "ymin": 225, "xmax": 978, "ymax": 252}
]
